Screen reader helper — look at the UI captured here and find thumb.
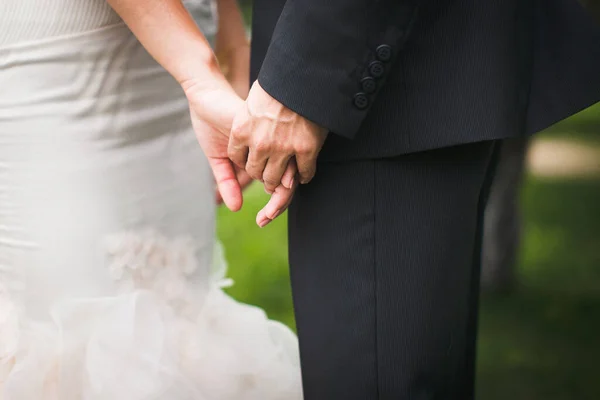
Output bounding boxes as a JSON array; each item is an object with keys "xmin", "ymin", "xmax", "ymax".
[
  {"xmin": 215, "ymin": 167, "xmax": 253, "ymax": 205},
  {"xmin": 209, "ymin": 157, "xmax": 243, "ymax": 212}
]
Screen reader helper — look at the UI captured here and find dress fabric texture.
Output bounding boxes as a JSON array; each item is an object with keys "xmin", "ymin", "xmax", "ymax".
[{"xmin": 0, "ymin": 1, "xmax": 302, "ymax": 399}]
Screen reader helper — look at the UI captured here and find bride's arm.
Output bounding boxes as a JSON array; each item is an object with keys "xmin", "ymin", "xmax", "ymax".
[
  {"xmin": 107, "ymin": 0, "xmax": 254, "ymax": 212},
  {"xmin": 107, "ymin": 0, "xmax": 293, "ymax": 214},
  {"xmin": 106, "ymin": 0, "xmax": 246, "ymax": 133},
  {"xmin": 215, "ymin": 0, "xmax": 250, "ymax": 98},
  {"xmin": 106, "ymin": 0, "xmax": 227, "ymax": 92}
]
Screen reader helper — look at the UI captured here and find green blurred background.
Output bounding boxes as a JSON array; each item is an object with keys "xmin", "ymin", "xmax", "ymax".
[{"xmin": 219, "ymin": 3, "xmax": 600, "ymax": 399}]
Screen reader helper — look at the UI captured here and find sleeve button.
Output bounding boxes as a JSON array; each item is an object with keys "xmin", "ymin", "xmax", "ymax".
[
  {"xmin": 368, "ymin": 61, "xmax": 385, "ymax": 78},
  {"xmin": 353, "ymin": 93, "xmax": 370, "ymax": 110},
  {"xmin": 360, "ymin": 77, "xmax": 377, "ymax": 94},
  {"xmin": 376, "ymin": 44, "xmax": 392, "ymax": 62}
]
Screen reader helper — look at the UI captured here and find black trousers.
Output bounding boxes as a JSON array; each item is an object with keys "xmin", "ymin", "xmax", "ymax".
[{"xmin": 288, "ymin": 141, "xmax": 500, "ymax": 400}]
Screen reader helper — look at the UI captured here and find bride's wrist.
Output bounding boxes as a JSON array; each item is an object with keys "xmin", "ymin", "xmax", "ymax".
[
  {"xmin": 182, "ymin": 74, "xmax": 244, "ymax": 131},
  {"xmin": 174, "ymin": 38, "xmax": 238, "ymax": 92},
  {"xmin": 178, "ymin": 57, "xmax": 236, "ymax": 102},
  {"xmin": 180, "ymin": 74, "xmax": 230, "ymax": 96}
]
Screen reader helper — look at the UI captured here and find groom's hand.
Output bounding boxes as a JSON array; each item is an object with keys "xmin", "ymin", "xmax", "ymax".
[{"xmin": 228, "ymin": 81, "xmax": 328, "ymax": 193}]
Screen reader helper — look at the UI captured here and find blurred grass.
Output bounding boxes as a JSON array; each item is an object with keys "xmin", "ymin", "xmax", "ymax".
[
  {"xmin": 477, "ymin": 176, "xmax": 600, "ymax": 399},
  {"xmin": 216, "ymin": 183, "xmax": 296, "ymax": 329},
  {"xmin": 475, "ymin": 103, "xmax": 600, "ymax": 399},
  {"xmin": 217, "ymin": 68, "xmax": 600, "ymax": 399}
]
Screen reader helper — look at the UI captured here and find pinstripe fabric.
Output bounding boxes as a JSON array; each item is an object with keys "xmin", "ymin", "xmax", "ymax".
[
  {"xmin": 317, "ymin": 0, "xmax": 530, "ymax": 161},
  {"xmin": 288, "ymin": 141, "xmax": 499, "ymax": 400},
  {"xmin": 251, "ymin": 0, "xmax": 600, "ymax": 162}
]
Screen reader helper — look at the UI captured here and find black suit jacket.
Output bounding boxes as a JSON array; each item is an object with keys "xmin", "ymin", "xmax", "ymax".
[{"xmin": 250, "ymin": 0, "xmax": 600, "ymax": 161}]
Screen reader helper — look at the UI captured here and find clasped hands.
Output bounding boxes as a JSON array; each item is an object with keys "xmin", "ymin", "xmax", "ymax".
[{"xmin": 184, "ymin": 78, "xmax": 328, "ymax": 227}]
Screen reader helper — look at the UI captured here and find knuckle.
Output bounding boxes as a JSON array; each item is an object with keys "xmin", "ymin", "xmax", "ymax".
[
  {"xmin": 263, "ymin": 178, "xmax": 279, "ymax": 187},
  {"xmin": 227, "ymin": 148, "xmax": 241, "ymax": 162},
  {"xmin": 282, "ymin": 144, "xmax": 295, "ymax": 155},
  {"xmin": 248, "ymin": 170, "xmax": 262, "ymax": 181},
  {"xmin": 230, "ymin": 124, "xmax": 243, "ymax": 140},
  {"xmin": 231, "ymin": 124, "xmax": 250, "ymax": 143},
  {"xmin": 295, "ymin": 143, "xmax": 315, "ymax": 156},
  {"xmin": 254, "ymin": 141, "xmax": 272, "ymax": 154}
]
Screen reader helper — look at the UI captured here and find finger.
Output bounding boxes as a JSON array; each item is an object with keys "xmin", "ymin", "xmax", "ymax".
[
  {"xmin": 227, "ymin": 140, "xmax": 249, "ymax": 169},
  {"xmin": 256, "ymin": 181, "xmax": 298, "ymax": 227},
  {"xmin": 208, "ymin": 157, "xmax": 243, "ymax": 212},
  {"xmin": 245, "ymin": 148, "xmax": 269, "ymax": 181},
  {"xmin": 262, "ymin": 155, "xmax": 291, "ymax": 193},
  {"xmin": 296, "ymin": 151, "xmax": 318, "ymax": 184},
  {"xmin": 281, "ymin": 159, "xmax": 297, "ymax": 189},
  {"xmin": 274, "ymin": 186, "xmax": 296, "ymax": 218},
  {"xmin": 256, "ymin": 209, "xmax": 272, "ymax": 228},
  {"xmin": 228, "ymin": 106, "xmax": 251, "ymax": 168},
  {"xmin": 236, "ymin": 167, "xmax": 254, "ymax": 190},
  {"xmin": 256, "ymin": 189, "xmax": 295, "ymax": 227},
  {"xmin": 215, "ymin": 167, "xmax": 253, "ymax": 206}
]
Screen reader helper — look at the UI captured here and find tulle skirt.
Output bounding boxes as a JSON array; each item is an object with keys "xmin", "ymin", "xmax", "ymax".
[{"xmin": 0, "ymin": 243, "xmax": 303, "ymax": 400}]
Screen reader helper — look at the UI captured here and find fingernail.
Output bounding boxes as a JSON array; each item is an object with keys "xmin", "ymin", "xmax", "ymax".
[
  {"xmin": 258, "ymin": 219, "xmax": 270, "ymax": 228},
  {"xmin": 287, "ymin": 177, "xmax": 295, "ymax": 188}
]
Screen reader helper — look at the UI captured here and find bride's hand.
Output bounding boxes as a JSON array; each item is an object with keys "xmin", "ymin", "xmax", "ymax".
[
  {"xmin": 215, "ymin": 166, "xmax": 253, "ymax": 206},
  {"xmin": 185, "ymin": 79, "xmax": 296, "ymax": 221},
  {"xmin": 184, "ymin": 80, "xmax": 249, "ymax": 211},
  {"xmin": 106, "ymin": 0, "xmax": 253, "ymax": 210}
]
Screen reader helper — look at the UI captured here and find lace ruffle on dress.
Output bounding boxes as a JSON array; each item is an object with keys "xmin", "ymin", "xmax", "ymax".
[{"xmin": 0, "ymin": 234, "xmax": 301, "ymax": 400}]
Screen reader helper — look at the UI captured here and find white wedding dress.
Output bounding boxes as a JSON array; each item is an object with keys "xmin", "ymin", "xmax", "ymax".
[{"xmin": 0, "ymin": 1, "xmax": 302, "ymax": 399}]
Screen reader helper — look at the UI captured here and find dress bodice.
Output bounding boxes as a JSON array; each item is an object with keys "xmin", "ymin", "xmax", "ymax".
[{"xmin": 0, "ymin": 0, "xmax": 217, "ymax": 48}]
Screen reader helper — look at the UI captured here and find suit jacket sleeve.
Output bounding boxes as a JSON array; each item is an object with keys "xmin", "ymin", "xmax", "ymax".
[{"xmin": 257, "ymin": 0, "xmax": 419, "ymax": 139}]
